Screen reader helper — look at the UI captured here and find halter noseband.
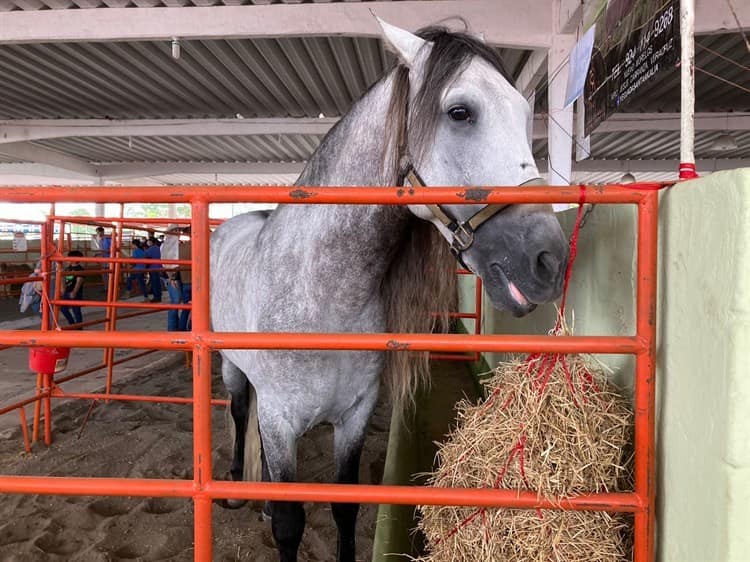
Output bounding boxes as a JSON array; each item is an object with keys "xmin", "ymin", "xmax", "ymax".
[{"xmin": 399, "ymin": 164, "xmax": 542, "ymax": 267}]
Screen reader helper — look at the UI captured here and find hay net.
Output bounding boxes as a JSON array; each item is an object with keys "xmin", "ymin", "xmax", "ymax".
[{"xmin": 416, "ymin": 338, "xmax": 634, "ymax": 562}]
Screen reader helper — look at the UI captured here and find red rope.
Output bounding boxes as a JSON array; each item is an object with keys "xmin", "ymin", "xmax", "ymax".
[{"xmin": 557, "ymin": 185, "xmax": 586, "ymax": 323}]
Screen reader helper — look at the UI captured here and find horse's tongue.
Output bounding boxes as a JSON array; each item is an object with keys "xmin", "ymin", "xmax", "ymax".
[{"xmin": 508, "ymin": 281, "xmax": 529, "ymax": 307}]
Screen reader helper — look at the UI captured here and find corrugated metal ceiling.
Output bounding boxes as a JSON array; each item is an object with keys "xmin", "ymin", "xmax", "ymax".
[
  {"xmin": 0, "ymin": 1, "xmax": 746, "ymax": 185},
  {"xmin": 0, "ymin": 37, "xmax": 387, "ymax": 120}
]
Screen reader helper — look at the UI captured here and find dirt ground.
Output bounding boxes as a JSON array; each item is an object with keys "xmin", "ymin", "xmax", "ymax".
[{"xmin": 0, "ymin": 301, "xmax": 391, "ymax": 562}]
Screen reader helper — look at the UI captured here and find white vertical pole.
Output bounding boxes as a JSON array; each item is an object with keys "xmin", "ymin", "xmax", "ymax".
[
  {"xmin": 547, "ymin": 34, "xmax": 576, "ymax": 187},
  {"xmin": 167, "ymin": 203, "xmax": 178, "ymax": 219},
  {"xmin": 679, "ymin": 0, "xmax": 698, "ymax": 179},
  {"xmin": 94, "ymin": 202, "xmax": 105, "ymax": 218},
  {"xmin": 526, "ymin": 90, "xmax": 536, "ymax": 152}
]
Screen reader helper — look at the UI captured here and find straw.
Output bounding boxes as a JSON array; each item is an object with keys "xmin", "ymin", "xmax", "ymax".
[{"xmin": 416, "ymin": 349, "xmax": 634, "ymax": 561}]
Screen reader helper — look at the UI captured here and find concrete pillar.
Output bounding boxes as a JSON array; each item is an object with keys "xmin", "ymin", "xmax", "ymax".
[{"xmin": 547, "ymin": 34, "xmax": 576, "ymax": 186}]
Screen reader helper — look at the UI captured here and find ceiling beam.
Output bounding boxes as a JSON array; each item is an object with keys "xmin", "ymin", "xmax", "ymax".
[
  {"xmin": 0, "ymin": 142, "xmax": 99, "ymax": 177},
  {"xmin": 3, "ymin": 158, "xmax": 745, "ymax": 182},
  {"xmin": 0, "ymin": 118, "xmax": 339, "ymax": 144},
  {"xmin": 5, "ymin": 112, "xmax": 742, "ymax": 145},
  {"xmin": 0, "ymin": 0, "xmax": 553, "ymax": 48},
  {"xmin": 515, "ymin": 50, "xmax": 548, "ymax": 98},
  {"xmin": 0, "ymin": 164, "xmax": 96, "ymax": 182},
  {"xmin": 695, "ymin": 0, "xmax": 750, "ymax": 34},
  {"xmin": 97, "ymin": 161, "xmax": 307, "ymax": 180},
  {"xmin": 532, "ymin": 112, "xmax": 750, "ymax": 139},
  {"xmin": 538, "ymin": 158, "xmax": 749, "ymax": 173},
  {"xmin": 558, "ymin": 0, "xmax": 585, "ymax": 33}
]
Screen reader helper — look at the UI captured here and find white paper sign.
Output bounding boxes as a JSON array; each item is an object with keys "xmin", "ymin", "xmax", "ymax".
[
  {"xmin": 564, "ymin": 25, "xmax": 596, "ymax": 109},
  {"xmin": 12, "ymin": 232, "xmax": 27, "ymax": 252}
]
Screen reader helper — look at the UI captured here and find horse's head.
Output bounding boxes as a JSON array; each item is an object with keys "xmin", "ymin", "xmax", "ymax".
[{"xmin": 379, "ymin": 20, "xmax": 569, "ymax": 317}]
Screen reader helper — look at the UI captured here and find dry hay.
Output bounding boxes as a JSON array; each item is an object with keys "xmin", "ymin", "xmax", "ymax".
[{"xmin": 417, "ymin": 352, "xmax": 634, "ymax": 562}]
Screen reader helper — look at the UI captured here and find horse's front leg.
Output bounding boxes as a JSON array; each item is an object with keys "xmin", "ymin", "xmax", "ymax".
[
  {"xmin": 332, "ymin": 387, "xmax": 378, "ymax": 562},
  {"xmin": 260, "ymin": 415, "xmax": 305, "ymax": 562}
]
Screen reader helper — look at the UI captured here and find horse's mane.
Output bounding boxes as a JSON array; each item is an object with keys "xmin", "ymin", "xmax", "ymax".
[{"xmin": 382, "ymin": 27, "xmax": 511, "ymax": 407}]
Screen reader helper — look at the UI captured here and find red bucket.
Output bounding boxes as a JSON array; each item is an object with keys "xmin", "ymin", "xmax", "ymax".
[{"xmin": 29, "ymin": 347, "xmax": 71, "ymax": 375}]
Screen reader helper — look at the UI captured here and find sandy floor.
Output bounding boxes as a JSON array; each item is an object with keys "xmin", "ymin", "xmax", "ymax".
[{"xmin": 0, "ymin": 319, "xmax": 390, "ymax": 561}]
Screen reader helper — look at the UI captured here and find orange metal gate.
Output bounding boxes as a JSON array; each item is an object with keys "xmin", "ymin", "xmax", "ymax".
[{"xmin": 0, "ymin": 184, "xmax": 659, "ymax": 562}]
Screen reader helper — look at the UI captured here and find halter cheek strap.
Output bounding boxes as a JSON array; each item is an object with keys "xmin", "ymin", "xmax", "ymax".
[{"xmin": 401, "ymin": 166, "xmax": 541, "ymax": 268}]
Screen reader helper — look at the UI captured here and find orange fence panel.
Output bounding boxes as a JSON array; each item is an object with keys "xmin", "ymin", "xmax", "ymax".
[{"xmin": 0, "ymin": 184, "xmax": 660, "ymax": 562}]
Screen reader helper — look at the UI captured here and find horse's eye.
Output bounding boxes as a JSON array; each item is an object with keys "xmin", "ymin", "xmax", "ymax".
[{"xmin": 448, "ymin": 106, "xmax": 472, "ymax": 122}]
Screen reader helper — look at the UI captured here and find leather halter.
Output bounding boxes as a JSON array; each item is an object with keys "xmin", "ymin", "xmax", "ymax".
[
  {"xmin": 399, "ymin": 164, "xmax": 543, "ymax": 267},
  {"xmin": 393, "ymin": 68, "xmax": 542, "ymax": 267}
]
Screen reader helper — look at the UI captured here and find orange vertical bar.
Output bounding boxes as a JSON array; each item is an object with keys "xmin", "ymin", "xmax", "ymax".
[
  {"xmin": 40, "ymin": 222, "xmax": 50, "ymax": 332},
  {"xmin": 43, "ymin": 373, "xmax": 52, "ymax": 446},
  {"xmin": 34, "ymin": 222, "xmax": 50, "ymax": 444},
  {"xmin": 191, "ymin": 199, "xmax": 213, "ymax": 561},
  {"xmin": 633, "ymin": 192, "xmax": 658, "ymax": 562},
  {"xmin": 18, "ymin": 407, "xmax": 31, "ymax": 454},
  {"xmin": 473, "ymin": 275, "xmax": 483, "ymax": 362},
  {"xmin": 32, "ymin": 373, "xmax": 42, "ymax": 443},
  {"xmin": 105, "ymin": 210, "xmax": 123, "ymax": 397},
  {"xmin": 53, "ymin": 219, "xmax": 66, "ymax": 327}
]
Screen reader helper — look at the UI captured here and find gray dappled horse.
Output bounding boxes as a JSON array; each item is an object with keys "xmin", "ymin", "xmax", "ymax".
[{"xmin": 210, "ymin": 21, "xmax": 569, "ymax": 562}]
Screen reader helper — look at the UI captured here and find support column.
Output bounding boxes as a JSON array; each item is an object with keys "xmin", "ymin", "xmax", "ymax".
[
  {"xmin": 547, "ymin": 34, "xmax": 576, "ymax": 187},
  {"xmin": 679, "ymin": 0, "xmax": 698, "ymax": 179}
]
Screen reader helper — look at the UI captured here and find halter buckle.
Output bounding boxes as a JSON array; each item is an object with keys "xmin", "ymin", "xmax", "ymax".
[{"xmin": 450, "ymin": 223, "xmax": 475, "ymax": 253}]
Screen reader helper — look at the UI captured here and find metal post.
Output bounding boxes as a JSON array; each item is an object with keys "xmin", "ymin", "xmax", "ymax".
[
  {"xmin": 679, "ymin": 0, "xmax": 698, "ymax": 179},
  {"xmin": 633, "ymin": 191, "xmax": 659, "ymax": 562},
  {"xmin": 191, "ymin": 199, "xmax": 213, "ymax": 561}
]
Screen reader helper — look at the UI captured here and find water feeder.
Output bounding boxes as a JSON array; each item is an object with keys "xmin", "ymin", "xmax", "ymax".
[{"xmin": 29, "ymin": 347, "xmax": 71, "ymax": 375}]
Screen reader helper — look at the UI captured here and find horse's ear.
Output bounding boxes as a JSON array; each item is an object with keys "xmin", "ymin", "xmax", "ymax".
[
  {"xmin": 468, "ymin": 31, "xmax": 485, "ymax": 43},
  {"xmin": 375, "ymin": 18, "xmax": 427, "ymax": 67}
]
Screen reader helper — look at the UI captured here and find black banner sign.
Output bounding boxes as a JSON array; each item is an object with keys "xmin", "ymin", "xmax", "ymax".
[{"xmin": 584, "ymin": 0, "xmax": 680, "ymax": 135}]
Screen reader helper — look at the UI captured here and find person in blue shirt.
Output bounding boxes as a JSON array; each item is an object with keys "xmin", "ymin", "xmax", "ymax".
[
  {"xmin": 96, "ymin": 226, "xmax": 113, "ymax": 287},
  {"xmin": 125, "ymin": 238, "xmax": 148, "ymax": 301},
  {"xmin": 144, "ymin": 236, "xmax": 162, "ymax": 303}
]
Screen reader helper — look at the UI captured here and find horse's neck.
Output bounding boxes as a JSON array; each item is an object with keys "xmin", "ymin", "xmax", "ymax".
[
  {"xmin": 273, "ymin": 75, "xmax": 411, "ymax": 292},
  {"xmin": 297, "ymin": 75, "xmax": 398, "ymax": 188}
]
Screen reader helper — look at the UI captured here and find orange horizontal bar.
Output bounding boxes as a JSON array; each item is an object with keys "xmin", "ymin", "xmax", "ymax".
[
  {"xmin": 0, "ymin": 474, "xmax": 643, "ymax": 513},
  {"xmin": 0, "ymin": 476, "xmax": 194, "ymax": 497},
  {"xmin": 0, "ymin": 184, "xmax": 654, "ymax": 205},
  {"xmin": 0, "ymin": 330, "xmax": 644, "ymax": 354},
  {"xmin": 52, "ymin": 256, "xmax": 189, "ymax": 265},
  {"xmin": 49, "ymin": 215, "xmax": 222, "ymax": 226},
  {"xmin": 48, "ymin": 299, "xmax": 191, "ymax": 310},
  {"xmin": 0, "ymin": 217, "xmax": 45, "ymax": 225},
  {"xmin": 206, "ymin": 481, "xmax": 645, "ymax": 512},
  {"xmin": 51, "ymin": 392, "xmax": 228, "ymax": 407}
]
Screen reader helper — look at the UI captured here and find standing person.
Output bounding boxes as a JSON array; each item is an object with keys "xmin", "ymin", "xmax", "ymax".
[
  {"xmin": 60, "ymin": 250, "xmax": 85, "ymax": 328},
  {"xmin": 144, "ymin": 236, "xmax": 162, "ymax": 303},
  {"xmin": 125, "ymin": 239, "xmax": 148, "ymax": 301},
  {"xmin": 163, "ymin": 226, "xmax": 192, "ymax": 331},
  {"xmin": 95, "ymin": 226, "xmax": 112, "ymax": 286}
]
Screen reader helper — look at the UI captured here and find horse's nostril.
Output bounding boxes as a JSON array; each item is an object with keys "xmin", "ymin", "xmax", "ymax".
[{"xmin": 535, "ymin": 251, "xmax": 560, "ymax": 283}]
